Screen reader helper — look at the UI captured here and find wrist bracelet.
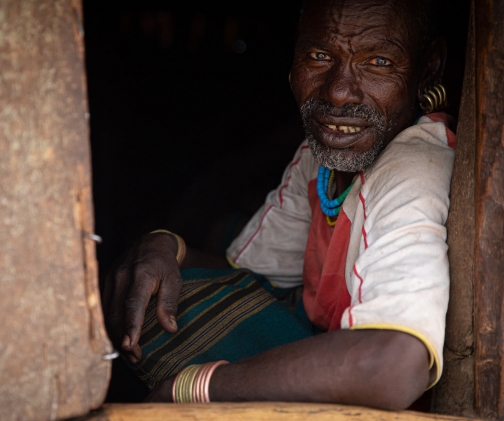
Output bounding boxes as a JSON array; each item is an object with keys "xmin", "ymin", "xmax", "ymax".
[
  {"xmin": 150, "ymin": 229, "xmax": 186, "ymax": 265},
  {"xmin": 172, "ymin": 360, "xmax": 229, "ymax": 403}
]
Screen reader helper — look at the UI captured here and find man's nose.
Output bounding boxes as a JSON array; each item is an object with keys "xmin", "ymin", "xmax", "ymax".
[{"xmin": 320, "ymin": 62, "xmax": 363, "ymax": 108}]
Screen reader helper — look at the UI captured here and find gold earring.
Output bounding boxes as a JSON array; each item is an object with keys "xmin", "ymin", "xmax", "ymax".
[
  {"xmin": 420, "ymin": 91, "xmax": 436, "ymax": 114},
  {"xmin": 433, "ymin": 84, "xmax": 447, "ymax": 107},
  {"xmin": 420, "ymin": 83, "xmax": 447, "ymax": 114}
]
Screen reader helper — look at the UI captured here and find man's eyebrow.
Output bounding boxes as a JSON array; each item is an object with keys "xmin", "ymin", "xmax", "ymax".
[
  {"xmin": 358, "ymin": 39, "xmax": 407, "ymax": 55},
  {"xmin": 296, "ymin": 37, "xmax": 407, "ymax": 55},
  {"xmin": 295, "ymin": 38, "xmax": 331, "ymax": 51}
]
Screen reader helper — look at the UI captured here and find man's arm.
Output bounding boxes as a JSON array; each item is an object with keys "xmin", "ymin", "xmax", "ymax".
[{"xmin": 148, "ymin": 328, "xmax": 431, "ymax": 410}]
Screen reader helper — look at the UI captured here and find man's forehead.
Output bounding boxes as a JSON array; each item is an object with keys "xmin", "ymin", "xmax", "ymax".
[{"xmin": 300, "ymin": 0, "xmax": 412, "ymax": 45}]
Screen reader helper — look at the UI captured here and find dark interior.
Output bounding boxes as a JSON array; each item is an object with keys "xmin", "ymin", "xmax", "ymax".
[{"xmin": 83, "ymin": 0, "xmax": 471, "ymax": 403}]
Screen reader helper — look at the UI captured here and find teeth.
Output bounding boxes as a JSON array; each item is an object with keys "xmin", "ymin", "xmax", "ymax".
[{"xmin": 325, "ymin": 124, "xmax": 362, "ymax": 133}]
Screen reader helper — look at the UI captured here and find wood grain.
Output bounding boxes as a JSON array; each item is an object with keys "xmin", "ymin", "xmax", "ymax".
[
  {"xmin": 474, "ymin": 0, "xmax": 504, "ymax": 419},
  {"xmin": 432, "ymin": 0, "xmax": 476, "ymax": 417},
  {"xmin": 0, "ymin": 0, "xmax": 111, "ymax": 419},
  {"xmin": 77, "ymin": 403, "xmax": 480, "ymax": 421}
]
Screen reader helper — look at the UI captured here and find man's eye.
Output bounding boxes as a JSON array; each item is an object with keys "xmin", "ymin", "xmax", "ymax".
[
  {"xmin": 368, "ymin": 57, "xmax": 392, "ymax": 67},
  {"xmin": 309, "ymin": 52, "xmax": 330, "ymax": 61}
]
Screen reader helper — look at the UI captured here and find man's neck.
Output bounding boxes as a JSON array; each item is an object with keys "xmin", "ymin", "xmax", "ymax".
[{"xmin": 333, "ymin": 170, "xmax": 358, "ymax": 197}]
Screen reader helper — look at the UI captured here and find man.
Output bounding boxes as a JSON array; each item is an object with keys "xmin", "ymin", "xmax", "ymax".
[{"xmin": 103, "ymin": 0, "xmax": 454, "ymax": 409}]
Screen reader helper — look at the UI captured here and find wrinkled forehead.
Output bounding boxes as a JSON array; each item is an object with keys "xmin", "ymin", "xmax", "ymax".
[{"xmin": 299, "ymin": 0, "xmax": 416, "ymax": 50}]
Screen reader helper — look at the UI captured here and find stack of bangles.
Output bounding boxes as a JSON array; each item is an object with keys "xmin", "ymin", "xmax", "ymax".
[
  {"xmin": 171, "ymin": 360, "xmax": 229, "ymax": 403},
  {"xmin": 150, "ymin": 229, "xmax": 186, "ymax": 265}
]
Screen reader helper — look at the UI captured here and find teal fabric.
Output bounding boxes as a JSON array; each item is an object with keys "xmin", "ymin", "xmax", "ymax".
[{"xmin": 128, "ymin": 268, "xmax": 315, "ymax": 389}]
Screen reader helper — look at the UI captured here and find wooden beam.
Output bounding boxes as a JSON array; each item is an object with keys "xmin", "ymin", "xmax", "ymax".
[
  {"xmin": 474, "ymin": 0, "xmax": 504, "ymax": 419},
  {"xmin": 432, "ymin": 0, "xmax": 476, "ymax": 417},
  {"xmin": 0, "ymin": 0, "xmax": 111, "ymax": 419},
  {"xmin": 76, "ymin": 403, "xmax": 480, "ymax": 421}
]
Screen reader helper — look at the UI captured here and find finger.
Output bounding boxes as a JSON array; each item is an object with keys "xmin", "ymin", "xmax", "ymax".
[
  {"xmin": 122, "ymin": 263, "xmax": 159, "ymax": 352},
  {"xmin": 156, "ymin": 267, "xmax": 184, "ymax": 334},
  {"xmin": 121, "ymin": 337, "xmax": 142, "ymax": 363}
]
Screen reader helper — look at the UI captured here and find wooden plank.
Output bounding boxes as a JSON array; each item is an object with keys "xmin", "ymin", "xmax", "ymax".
[
  {"xmin": 432, "ymin": 0, "xmax": 476, "ymax": 417},
  {"xmin": 76, "ymin": 403, "xmax": 480, "ymax": 421},
  {"xmin": 473, "ymin": 0, "xmax": 504, "ymax": 419},
  {"xmin": 0, "ymin": 0, "xmax": 112, "ymax": 420}
]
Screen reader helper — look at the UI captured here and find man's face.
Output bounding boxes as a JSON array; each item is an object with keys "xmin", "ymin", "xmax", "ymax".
[{"xmin": 290, "ymin": 0, "xmax": 423, "ymax": 171}]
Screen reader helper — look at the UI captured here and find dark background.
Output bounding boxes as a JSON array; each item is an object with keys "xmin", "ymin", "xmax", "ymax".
[{"xmin": 83, "ymin": 0, "xmax": 471, "ymax": 402}]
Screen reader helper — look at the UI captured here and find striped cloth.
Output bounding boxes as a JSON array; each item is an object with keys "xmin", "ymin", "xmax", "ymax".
[{"xmin": 128, "ymin": 268, "xmax": 315, "ymax": 389}]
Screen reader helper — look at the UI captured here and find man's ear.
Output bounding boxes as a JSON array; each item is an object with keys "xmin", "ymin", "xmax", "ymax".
[{"xmin": 417, "ymin": 38, "xmax": 447, "ymax": 102}]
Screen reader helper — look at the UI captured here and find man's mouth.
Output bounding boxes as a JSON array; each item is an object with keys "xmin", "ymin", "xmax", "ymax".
[
  {"xmin": 323, "ymin": 124, "xmax": 363, "ymax": 134},
  {"xmin": 312, "ymin": 118, "xmax": 372, "ymax": 149}
]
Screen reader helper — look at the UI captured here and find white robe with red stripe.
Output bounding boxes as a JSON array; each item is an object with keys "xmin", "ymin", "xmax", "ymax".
[{"xmin": 226, "ymin": 114, "xmax": 456, "ymax": 386}]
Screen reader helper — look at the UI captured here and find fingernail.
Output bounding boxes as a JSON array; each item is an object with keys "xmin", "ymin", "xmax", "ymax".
[
  {"xmin": 122, "ymin": 335, "xmax": 131, "ymax": 349},
  {"xmin": 169, "ymin": 316, "xmax": 177, "ymax": 330}
]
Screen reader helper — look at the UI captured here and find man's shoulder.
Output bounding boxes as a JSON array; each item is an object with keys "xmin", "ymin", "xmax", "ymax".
[
  {"xmin": 363, "ymin": 115, "xmax": 456, "ymax": 195},
  {"xmin": 287, "ymin": 140, "xmax": 319, "ymax": 182}
]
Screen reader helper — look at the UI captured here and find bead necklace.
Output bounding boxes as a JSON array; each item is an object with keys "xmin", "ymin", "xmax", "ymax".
[{"xmin": 316, "ymin": 166, "xmax": 354, "ymax": 227}]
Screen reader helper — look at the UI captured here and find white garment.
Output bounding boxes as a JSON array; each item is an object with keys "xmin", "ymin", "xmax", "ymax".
[{"xmin": 227, "ymin": 116, "xmax": 455, "ymax": 385}]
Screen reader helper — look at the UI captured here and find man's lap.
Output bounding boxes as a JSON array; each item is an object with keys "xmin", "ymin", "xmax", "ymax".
[{"xmin": 127, "ymin": 268, "xmax": 315, "ymax": 389}]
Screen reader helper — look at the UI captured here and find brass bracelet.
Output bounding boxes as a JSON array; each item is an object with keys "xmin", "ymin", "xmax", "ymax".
[
  {"xmin": 150, "ymin": 229, "xmax": 186, "ymax": 265},
  {"xmin": 172, "ymin": 361, "xmax": 229, "ymax": 403},
  {"xmin": 172, "ymin": 364, "xmax": 201, "ymax": 403}
]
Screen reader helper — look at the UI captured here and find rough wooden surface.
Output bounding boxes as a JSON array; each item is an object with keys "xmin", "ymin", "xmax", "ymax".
[
  {"xmin": 0, "ymin": 0, "xmax": 112, "ymax": 420},
  {"xmin": 473, "ymin": 0, "xmax": 504, "ymax": 419},
  {"xmin": 75, "ymin": 403, "xmax": 480, "ymax": 421},
  {"xmin": 432, "ymin": 1, "xmax": 476, "ymax": 417}
]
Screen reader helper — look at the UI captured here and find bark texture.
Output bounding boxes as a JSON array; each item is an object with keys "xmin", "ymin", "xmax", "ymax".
[
  {"xmin": 432, "ymin": 2, "xmax": 476, "ymax": 417},
  {"xmin": 473, "ymin": 0, "xmax": 504, "ymax": 419},
  {"xmin": 0, "ymin": 0, "xmax": 111, "ymax": 420}
]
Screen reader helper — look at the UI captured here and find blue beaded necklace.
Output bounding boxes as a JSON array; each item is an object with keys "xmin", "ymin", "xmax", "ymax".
[{"xmin": 316, "ymin": 166, "xmax": 354, "ymax": 225}]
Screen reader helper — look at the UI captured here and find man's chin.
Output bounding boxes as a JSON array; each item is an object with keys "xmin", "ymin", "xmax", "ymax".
[{"xmin": 307, "ymin": 136, "xmax": 385, "ymax": 172}]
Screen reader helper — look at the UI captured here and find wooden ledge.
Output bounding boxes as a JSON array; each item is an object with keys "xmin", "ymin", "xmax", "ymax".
[{"xmin": 76, "ymin": 402, "xmax": 479, "ymax": 421}]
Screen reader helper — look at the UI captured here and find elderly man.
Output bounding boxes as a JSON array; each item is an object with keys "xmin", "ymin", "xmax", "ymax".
[{"xmin": 103, "ymin": 0, "xmax": 455, "ymax": 409}]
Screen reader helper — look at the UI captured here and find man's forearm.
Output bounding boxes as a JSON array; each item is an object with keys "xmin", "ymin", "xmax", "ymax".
[{"xmin": 208, "ymin": 329, "xmax": 430, "ymax": 410}]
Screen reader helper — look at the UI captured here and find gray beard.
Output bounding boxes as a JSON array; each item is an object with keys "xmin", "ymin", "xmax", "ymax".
[
  {"xmin": 301, "ymin": 99, "xmax": 388, "ymax": 172},
  {"xmin": 307, "ymin": 134, "xmax": 385, "ymax": 172}
]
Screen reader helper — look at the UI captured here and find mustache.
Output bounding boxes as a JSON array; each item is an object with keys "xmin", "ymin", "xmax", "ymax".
[{"xmin": 300, "ymin": 99, "xmax": 386, "ymax": 132}]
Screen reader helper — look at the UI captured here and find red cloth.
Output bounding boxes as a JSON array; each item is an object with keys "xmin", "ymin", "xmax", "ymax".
[{"xmin": 302, "ymin": 179, "xmax": 351, "ymax": 331}]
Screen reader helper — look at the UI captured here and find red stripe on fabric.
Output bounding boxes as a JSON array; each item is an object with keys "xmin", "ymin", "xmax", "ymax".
[
  {"xmin": 359, "ymin": 192, "xmax": 367, "ymax": 219},
  {"xmin": 426, "ymin": 112, "xmax": 449, "ymax": 126},
  {"xmin": 446, "ymin": 129, "xmax": 456, "ymax": 150},
  {"xmin": 289, "ymin": 156, "xmax": 302, "ymax": 168},
  {"xmin": 348, "ymin": 306, "xmax": 354, "ymax": 327},
  {"xmin": 361, "ymin": 226, "xmax": 368, "ymax": 249},
  {"xmin": 426, "ymin": 112, "xmax": 457, "ymax": 150},
  {"xmin": 359, "ymin": 192, "xmax": 368, "ymax": 249},
  {"xmin": 353, "ymin": 265, "xmax": 364, "ymax": 304},
  {"xmin": 233, "ymin": 204, "xmax": 274, "ymax": 262},
  {"xmin": 359, "ymin": 172, "xmax": 365, "ymax": 185},
  {"xmin": 234, "ymin": 145, "xmax": 310, "ymax": 263},
  {"xmin": 278, "ymin": 176, "xmax": 292, "ymax": 207}
]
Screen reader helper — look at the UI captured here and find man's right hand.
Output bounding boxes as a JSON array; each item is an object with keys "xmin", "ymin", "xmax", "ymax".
[{"xmin": 102, "ymin": 232, "xmax": 183, "ymax": 363}]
